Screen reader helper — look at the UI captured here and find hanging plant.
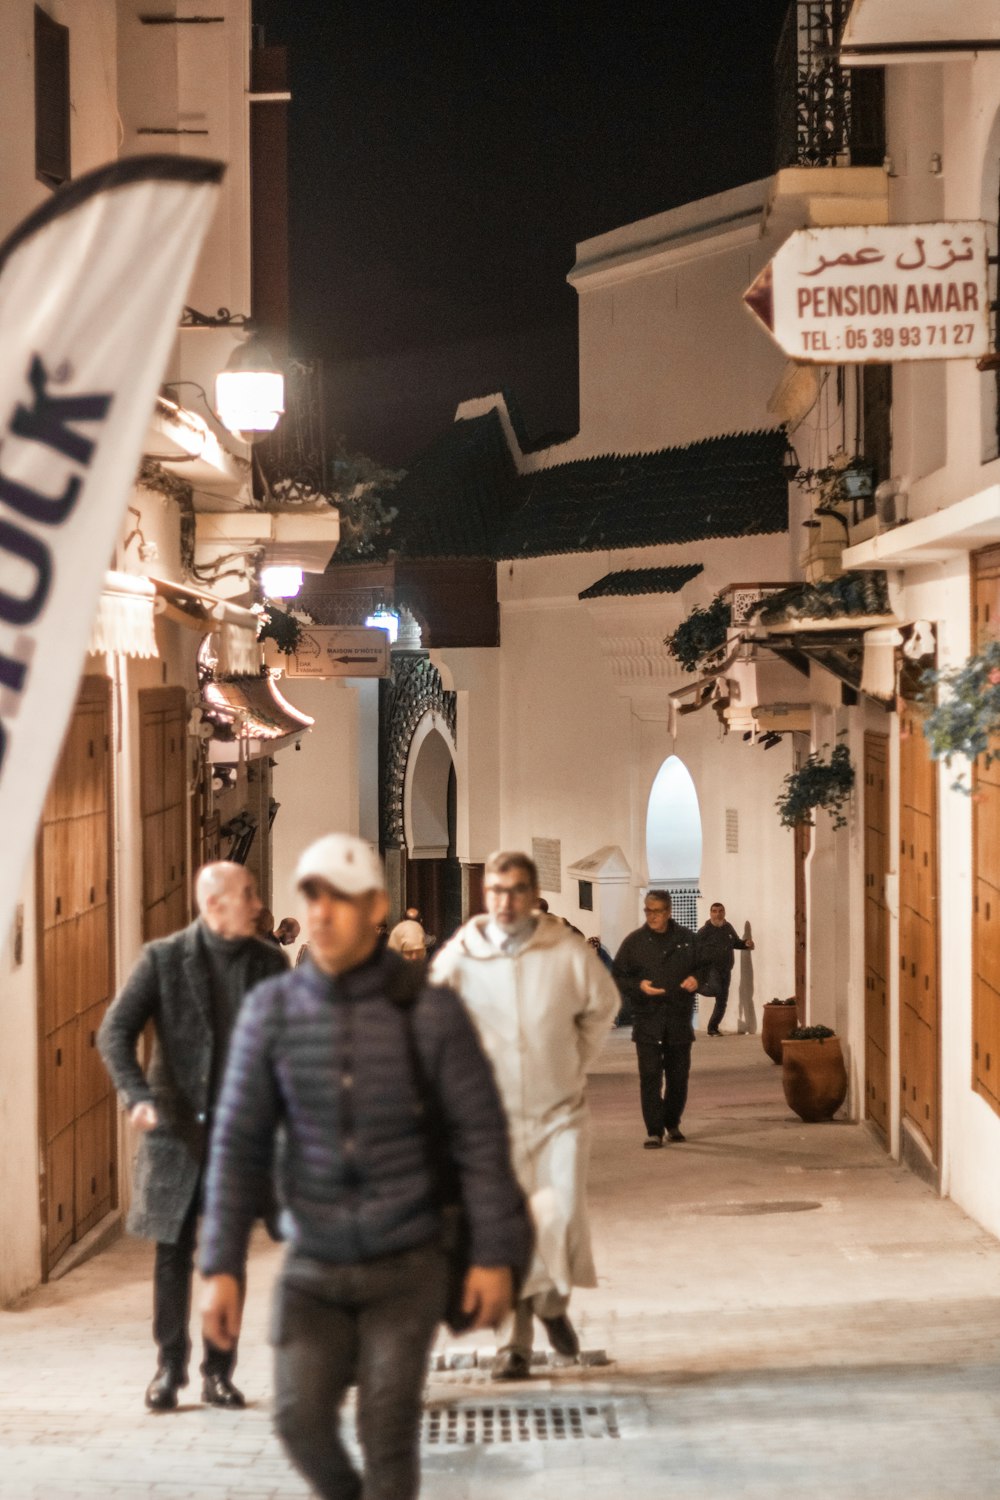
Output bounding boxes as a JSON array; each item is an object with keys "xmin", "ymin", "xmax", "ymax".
[
  {"xmin": 920, "ymin": 640, "xmax": 1000, "ymax": 791},
  {"xmin": 776, "ymin": 741, "xmax": 855, "ymax": 830},
  {"xmin": 665, "ymin": 593, "xmax": 731, "ymax": 673},
  {"xmin": 258, "ymin": 604, "xmax": 304, "ymax": 656},
  {"xmin": 795, "ymin": 451, "xmax": 873, "ymax": 510}
]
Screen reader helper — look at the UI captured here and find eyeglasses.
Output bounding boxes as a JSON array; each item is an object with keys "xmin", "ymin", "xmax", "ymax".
[{"xmin": 485, "ymin": 883, "xmax": 533, "ymax": 899}]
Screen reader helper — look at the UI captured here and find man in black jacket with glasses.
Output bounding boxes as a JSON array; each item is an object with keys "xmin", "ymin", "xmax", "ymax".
[{"xmin": 612, "ymin": 890, "xmax": 711, "ymax": 1148}]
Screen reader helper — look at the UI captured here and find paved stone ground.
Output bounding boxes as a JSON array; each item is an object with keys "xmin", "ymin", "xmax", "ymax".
[{"xmin": 2, "ymin": 1032, "xmax": 1000, "ymax": 1498}]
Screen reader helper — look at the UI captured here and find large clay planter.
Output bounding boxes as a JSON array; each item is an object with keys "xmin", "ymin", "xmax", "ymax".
[
  {"xmin": 761, "ymin": 1002, "xmax": 799, "ymax": 1064},
  {"xmin": 781, "ymin": 1036, "xmax": 848, "ymax": 1122}
]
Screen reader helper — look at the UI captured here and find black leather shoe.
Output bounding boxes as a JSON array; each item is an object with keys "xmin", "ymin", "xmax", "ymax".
[
  {"xmin": 491, "ymin": 1349, "xmax": 531, "ymax": 1381},
  {"xmin": 145, "ymin": 1368, "xmax": 183, "ymax": 1412},
  {"xmin": 541, "ymin": 1314, "xmax": 580, "ymax": 1358},
  {"xmin": 667, "ymin": 1127, "xmax": 687, "ymax": 1142},
  {"xmin": 201, "ymin": 1373, "xmax": 246, "ymax": 1409}
]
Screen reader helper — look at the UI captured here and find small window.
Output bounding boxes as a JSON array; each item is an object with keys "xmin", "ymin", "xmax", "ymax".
[
  {"xmin": 578, "ymin": 880, "xmax": 593, "ymax": 912},
  {"xmin": 35, "ymin": 7, "xmax": 70, "ymax": 189}
]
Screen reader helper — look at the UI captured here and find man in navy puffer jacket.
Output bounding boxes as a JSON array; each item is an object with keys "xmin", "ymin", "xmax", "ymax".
[{"xmin": 200, "ymin": 833, "xmax": 531, "ymax": 1500}]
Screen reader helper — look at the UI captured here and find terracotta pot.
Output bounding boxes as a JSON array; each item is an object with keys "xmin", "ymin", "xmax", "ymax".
[
  {"xmin": 761, "ymin": 1002, "xmax": 799, "ymax": 1064},
  {"xmin": 781, "ymin": 1036, "xmax": 848, "ymax": 1122}
]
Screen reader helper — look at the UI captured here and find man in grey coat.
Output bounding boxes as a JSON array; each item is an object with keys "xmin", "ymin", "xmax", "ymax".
[{"xmin": 98, "ymin": 861, "xmax": 286, "ymax": 1412}]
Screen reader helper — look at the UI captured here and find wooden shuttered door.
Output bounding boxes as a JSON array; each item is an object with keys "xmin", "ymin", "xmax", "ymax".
[
  {"xmin": 863, "ymin": 732, "xmax": 890, "ymax": 1142},
  {"xmin": 898, "ymin": 699, "xmax": 940, "ymax": 1162},
  {"xmin": 972, "ymin": 547, "xmax": 1000, "ymax": 1112},
  {"xmin": 37, "ymin": 676, "xmax": 117, "ymax": 1273},
  {"xmin": 139, "ymin": 688, "xmax": 190, "ymax": 942}
]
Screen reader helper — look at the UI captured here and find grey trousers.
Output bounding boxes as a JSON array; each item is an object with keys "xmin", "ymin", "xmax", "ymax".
[
  {"xmin": 498, "ymin": 1287, "xmax": 570, "ymax": 1359},
  {"xmin": 271, "ymin": 1242, "xmax": 447, "ymax": 1500}
]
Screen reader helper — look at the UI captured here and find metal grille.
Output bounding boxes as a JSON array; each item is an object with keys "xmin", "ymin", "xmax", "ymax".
[
  {"xmin": 726, "ymin": 808, "xmax": 739, "ymax": 854},
  {"xmin": 774, "ymin": 0, "xmax": 884, "ymax": 170},
  {"xmin": 663, "ymin": 881, "xmax": 700, "ymax": 930},
  {"xmin": 423, "ymin": 1402, "xmax": 620, "ymax": 1446}
]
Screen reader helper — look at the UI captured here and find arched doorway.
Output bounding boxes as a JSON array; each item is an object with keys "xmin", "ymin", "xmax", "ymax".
[
  {"xmin": 645, "ymin": 754, "xmax": 702, "ymax": 929},
  {"xmin": 404, "ymin": 716, "xmax": 462, "ymax": 944}
]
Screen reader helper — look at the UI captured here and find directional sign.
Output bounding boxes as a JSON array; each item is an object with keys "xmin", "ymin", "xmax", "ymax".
[
  {"xmin": 276, "ymin": 625, "xmax": 390, "ymax": 678},
  {"xmin": 744, "ymin": 221, "xmax": 991, "ymax": 363}
]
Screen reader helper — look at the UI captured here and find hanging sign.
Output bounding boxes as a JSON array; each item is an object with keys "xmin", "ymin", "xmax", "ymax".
[
  {"xmin": 275, "ymin": 625, "xmax": 391, "ymax": 678},
  {"xmin": 744, "ymin": 221, "xmax": 991, "ymax": 362},
  {"xmin": 0, "ymin": 156, "xmax": 223, "ymax": 941}
]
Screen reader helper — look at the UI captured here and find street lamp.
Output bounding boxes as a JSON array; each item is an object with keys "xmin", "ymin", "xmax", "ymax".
[{"xmin": 180, "ymin": 305, "xmax": 285, "ymax": 437}]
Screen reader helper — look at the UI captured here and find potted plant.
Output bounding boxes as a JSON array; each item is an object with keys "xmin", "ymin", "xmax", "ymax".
[
  {"xmin": 795, "ymin": 452, "xmax": 873, "ymax": 584},
  {"xmin": 781, "ymin": 1024, "xmax": 848, "ymax": 1122},
  {"xmin": 761, "ymin": 997, "xmax": 799, "ymax": 1063},
  {"xmin": 920, "ymin": 639, "xmax": 1000, "ymax": 792},
  {"xmin": 665, "ymin": 593, "xmax": 731, "ymax": 673},
  {"xmin": 776, "ymin": 741, "xmax": 855, "ymax": 830}
]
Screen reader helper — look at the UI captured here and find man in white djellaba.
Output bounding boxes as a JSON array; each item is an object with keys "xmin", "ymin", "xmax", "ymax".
[{"xmin": 431, "ymin": 849, "xmax": 619, "ymax": 1380}]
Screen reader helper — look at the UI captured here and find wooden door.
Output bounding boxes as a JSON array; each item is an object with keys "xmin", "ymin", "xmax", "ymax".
[
  {"xmin": 899, "ymin": 699, "xmax": 940, "ymax": 1162},
  {"xmin": 793, "ymin": 819, "xmax": 809, "ymax": 1021},
  {"xmin": 37, "ymin": 676, "xmax": 117, "ymax": 1273},
  {"xmin": 972, "ymin": 548, "xmax": 1000, "ymax": 1111},
  {"xmin": 863, "ymin": 732, "xmax": 890, "ymax": 1143},
  {"xmin": 139, "ymin": 688, "xmax": 190, "ymax": 941}
]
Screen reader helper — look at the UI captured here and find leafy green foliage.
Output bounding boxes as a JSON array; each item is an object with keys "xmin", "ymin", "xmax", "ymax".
[
  {"xmin": 788, "ymin": 1024, "xmax": 837, "ymax": 1040},
  {"xmin": 258, "ymin": 605, "xmax": 303, "ymax": 656},
  {"xmin": 920, "ymin": 639, "xmax": 1000, "ymax": 792},
  {"xmin": 665, "ymin": 594, "xmax": 731, "ymax": 673},
  {"xmin": 776, "ymin": 742, "xmax": 855, "ymax": 830}
]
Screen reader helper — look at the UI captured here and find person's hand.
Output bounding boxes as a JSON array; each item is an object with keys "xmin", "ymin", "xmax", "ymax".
[
  {"xmin": 129, "ymin": 1101, "xmax": 158, "ymax": 1132},
  {"xmin": 461, "ymin": 1266, "xmax": 514, "ymax": 1329},
  {"xmin": 680, "ymin": 976, "xmax": 698, "ymax": 993},
  {"xmin": 201, "ymin": 1275, "xmax": 243, "ymax": 1351},
  {"xmin": 745, "ymin": 939, "xmax": 755, "ymax": 950},
  {"xmin": 639, "ymin": 979, "xmax": 666, "ymax": 996}
]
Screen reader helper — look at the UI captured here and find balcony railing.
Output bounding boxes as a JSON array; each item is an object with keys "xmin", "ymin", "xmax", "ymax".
[{"xmin": 774, "ymin": 0, "xmax": 885, "ymax": 170}]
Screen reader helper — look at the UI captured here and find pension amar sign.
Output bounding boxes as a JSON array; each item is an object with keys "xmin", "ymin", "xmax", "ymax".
[{"xmin": 743, "ymin": 221, "xmax": 991, "ymax": 363}]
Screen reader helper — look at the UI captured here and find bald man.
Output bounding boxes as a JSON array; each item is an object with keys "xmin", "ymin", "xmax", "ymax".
[{"xmin": 99, "ymin": 862, "xmax": 287, "ymax": 1412}]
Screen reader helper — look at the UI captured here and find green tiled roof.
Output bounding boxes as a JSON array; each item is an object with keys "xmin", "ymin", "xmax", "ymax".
[
  {"xmin": 361, "ymin": 409, "xmax": 520, "ymax": 561},
  {"xmin": 500, "ymin": 429, "xmax": 790, "ymax": 559},
  {"xmin": 752, "ymin": 570, "xmax": 892, "ymax": 625},
  {"xmin": 579, "ymin": 564, "xmax": 704, "ymax": 600},
  {"xmin": 346, "ymin": 420, "xmax": 789, "ymax": 563}
]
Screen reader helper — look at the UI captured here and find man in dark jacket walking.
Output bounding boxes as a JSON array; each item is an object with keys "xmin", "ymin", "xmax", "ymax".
[
  {"xmin": 698, "ymin": 902, "xmax": 755, "ymax": 1036},
  {"xmin": 612, "ymin": 891, "xmax": 710, "ymax": 1147},
  {"xmin": 201, "ymin": 833, "xmax": 532, "ymax": 1500},
  {"xmin": 98, "ymin": 861, "xmax": 286, "ymax": 1412}
]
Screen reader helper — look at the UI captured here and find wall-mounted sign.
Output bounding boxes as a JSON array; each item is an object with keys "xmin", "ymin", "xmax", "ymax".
[
  {"xmin": 744, "ymin": 221, "xmax": 990, "ymax": 363},
  {"xmin": 278, "ymin": 626, "xmax": 390, "ymax": 678}
]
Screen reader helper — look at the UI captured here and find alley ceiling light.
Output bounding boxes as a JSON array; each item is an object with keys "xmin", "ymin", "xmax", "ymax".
[
  {"xmin": 215, "ymin": 332, "xmax": 285, "ymax": 437},
  {"xmin": 180, "ymin": 305, "xmax": 285, "ymax": 437},
  {"xmin": 261, "ymin": 565, "xmax": 303, "ymax": 598}
]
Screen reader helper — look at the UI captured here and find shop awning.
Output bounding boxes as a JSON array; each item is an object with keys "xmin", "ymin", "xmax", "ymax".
[
  {"xmin": 89, "ymin": 571, "xmax": 158, "ymax": 659},
  {"xmin": 201, "ymin": 672, "xmax": 314, "ymax": 762},
  {"xmin": 150, "ymin": 576, "xmax": 261, "ymax": 675}
]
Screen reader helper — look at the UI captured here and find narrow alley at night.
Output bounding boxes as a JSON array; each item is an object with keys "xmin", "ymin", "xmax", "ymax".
[{"xmin": 3, "ymin": 1035, "xmax": 999, "ymax": 1499}]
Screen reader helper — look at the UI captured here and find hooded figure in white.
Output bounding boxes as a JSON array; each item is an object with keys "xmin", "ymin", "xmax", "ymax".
[{"xmin": 431, "ymin": 853, "xmax": 619, "ymax": 1378}]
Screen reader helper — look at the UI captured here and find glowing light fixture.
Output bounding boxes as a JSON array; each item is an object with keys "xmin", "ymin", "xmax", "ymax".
[
  {"xmin": 261, "ymin": 565, "xmax": 303, "ymax": 598},
  {"xmin": 365, "ymin": 609, "xmax": 399, "ymax": 643},
  {"xmin": 215, "ymin": 334, "xmax": 285, "ymax": 436}
]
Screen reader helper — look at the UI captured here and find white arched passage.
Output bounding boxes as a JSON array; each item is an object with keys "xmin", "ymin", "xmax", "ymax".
[
  {"xmin": 404, "ymin": 713, "xmax": 455, "ymax": 859},
  {"xmin": 645, "ymin": 754, "xmax": 703, "ymax": 928}
]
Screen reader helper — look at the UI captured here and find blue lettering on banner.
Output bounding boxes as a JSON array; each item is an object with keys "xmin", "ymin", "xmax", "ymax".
[{"xmin": 0, "ymin": 354, "xmax": 112, "ymax": 772}]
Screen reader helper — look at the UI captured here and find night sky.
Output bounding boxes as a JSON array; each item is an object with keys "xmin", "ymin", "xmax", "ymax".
[{"xmin": 253, "ymin": 0, "xmax": 793, "ymax": 466}]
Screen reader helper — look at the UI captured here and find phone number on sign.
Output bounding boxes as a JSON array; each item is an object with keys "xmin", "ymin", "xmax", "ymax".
[{"xmin": 803, "ymin": 323, "xmax": 977, "ymax": 352}]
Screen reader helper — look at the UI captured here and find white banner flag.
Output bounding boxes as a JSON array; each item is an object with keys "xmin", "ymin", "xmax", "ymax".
[{"xmin": 0, "ymin": 155, "xmax": 223, "ymax": 941}]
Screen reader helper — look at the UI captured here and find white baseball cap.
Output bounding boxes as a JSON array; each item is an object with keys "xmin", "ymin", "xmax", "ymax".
[{"xmin": 294, "ymin": 834, "xmax": 386, "ymax": 896}]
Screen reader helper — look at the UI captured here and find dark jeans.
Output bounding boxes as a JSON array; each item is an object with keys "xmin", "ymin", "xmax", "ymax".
[
  {"xmin": 272, "ymin": 1242, "xmax": 448, "ymax": 1500},
  {"xmin": 635, "ymin": 1039, "xmax": 692, "ymax": 1136},
  {"xmin": 707, "ymin": 971, "xmax": 732, "ymax": 1033},
  {"xmin": 154, "ymin": 1196, "xmax": 240, "ymax": 1380}
]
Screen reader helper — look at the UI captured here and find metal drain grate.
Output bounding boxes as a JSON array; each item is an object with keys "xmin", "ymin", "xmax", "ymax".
[
  {"xmin": 423, "ymin": 1401, "xmax": 620, "ymax": 1445},
  {"xmin": 683, "ymin": 1199, "xmax": 822, "ymax": 1216}
]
